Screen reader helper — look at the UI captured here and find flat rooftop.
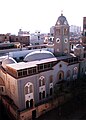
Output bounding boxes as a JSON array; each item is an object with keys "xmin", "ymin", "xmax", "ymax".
[{"xmin": 6, "ymin": 57, "xmax": 57, "ymax": 70}]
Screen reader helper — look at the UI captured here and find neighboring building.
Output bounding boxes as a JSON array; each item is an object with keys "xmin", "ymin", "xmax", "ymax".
[
  {"xmin": 18, "ymin": 29, "xmax": 30, "ymax": 36},
  {"xmin": 0, "ymin": 13, "xmax": 86, "ymax": 120},
  {"xmin": 83, "ymin": 17, "xmax": 86, "ymax": 36},
  {"xmin": 50, "ymin": 26, "xmax": 55, "ymax": 36},
  {"xmin": 0, "ymin": 34, "xmax": 10, "ymax": 43},
  {"xmin": 82, "ymin": 17, "xmax": 86, "ymax": 44},
  {"xmin": 30, "ymin": 31, "xmax": 45, "ymax": 45},
  {"xmin": 70, "ymin": 25, "xmax": 81, "ymax": 34},
  {"xmin": 0, "ymin": 33, "xmax": 30, "ymax": 46},
  {"xmin": 10, "ymin": 35, "xmax": 30, "ymax": 46}
]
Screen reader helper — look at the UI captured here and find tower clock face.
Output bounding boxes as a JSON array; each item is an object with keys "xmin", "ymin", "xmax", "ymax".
[
  {"xmin": 64, "ymin": 38, "xmax": 68, "ymax": 43},
  {"xmin": 56, "ymin": 38, "xmax": 60, "ymax": 43}
]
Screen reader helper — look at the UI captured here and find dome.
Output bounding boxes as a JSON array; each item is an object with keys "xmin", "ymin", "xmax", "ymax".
[
  {"xmin": 56, "ymin": 13, "xmax": 68, "ymax": 25},
  {"xmin": 2, "ymin": 57, "xmax": 17, "ymax": 68},
  {"xmin": 24, "ymin": 50, "xmax": 55, "ymax": 62}
]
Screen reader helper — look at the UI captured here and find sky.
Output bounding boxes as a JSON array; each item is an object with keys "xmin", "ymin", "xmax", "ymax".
[{"xmin": 0, "ymin": 0, "xmax": 86, "ymax": 34}]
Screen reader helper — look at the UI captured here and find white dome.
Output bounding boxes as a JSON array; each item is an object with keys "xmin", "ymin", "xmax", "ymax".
[
  {"xmin": 2, "ymin": 57, "xmax": 17, "ymax": 68},
  {"xmin": 24, "ymin": 50, "xmax": 55, "ymax": 62}
]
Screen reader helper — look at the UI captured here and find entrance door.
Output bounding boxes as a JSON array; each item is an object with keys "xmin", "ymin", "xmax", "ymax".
[{"xmin": 32, "ymin": 110, "xmax": 36, "ymax": 119}]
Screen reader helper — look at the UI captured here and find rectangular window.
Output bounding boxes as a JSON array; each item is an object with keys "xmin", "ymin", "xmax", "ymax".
[
  {"xmin": 44, "ymin": 63, "xmax": 51, "ymax": 69},
  {"xmin": 44, "ymin": 64, "xmax": 48, "ymax": 69},
  {"xmin": 48, "ymin": 63, "xmax": 51, "ymax": 68},
  {"xmin": 39, "ymin": 64, "xmax": 43, "ymax": 71},
  {"xmin": 28, "ymin": 69, "xmax": 32, "ymax": 75},
  {"xmin": 33, "ymin": 67, "xmax": 36, "ymax": 74},
  {"xmin": 18, "ymin": 70, "xmax": 23, "ymax": 77},
  {"xmin": 23, "ymin": 69, "xmax": 27, "ymax": 76}
]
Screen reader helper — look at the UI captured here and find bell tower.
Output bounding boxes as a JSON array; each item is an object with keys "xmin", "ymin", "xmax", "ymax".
[{"xmin": 54, "ymin": 13, "xmax": 70, "ymax": 56}]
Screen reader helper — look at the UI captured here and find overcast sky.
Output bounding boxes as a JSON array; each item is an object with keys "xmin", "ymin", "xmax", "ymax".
[{"xmin": 0, "ymin": 0, "xmax": 86, "ymax": 34}]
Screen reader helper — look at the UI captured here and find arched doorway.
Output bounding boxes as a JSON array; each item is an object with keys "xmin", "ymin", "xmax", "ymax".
[
  {"xmin": 26, "ymin": 100, "xmax": 29, "ymax": 109},
  {"xmin": 57, "ymin": 70, "xmax": 64, "ymax": 81},
  {"xmin": 30, "ymin": 99, "xmax": 33, "ymax": 108},
  {"xmin": 56, "ymin": 71, "xmax": 65, "ymax": 93}
]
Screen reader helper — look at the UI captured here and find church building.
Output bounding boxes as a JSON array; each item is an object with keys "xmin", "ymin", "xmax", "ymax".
[{"xmin": 0, "ymin": 13, "xmax": 85, "ymax": 120}]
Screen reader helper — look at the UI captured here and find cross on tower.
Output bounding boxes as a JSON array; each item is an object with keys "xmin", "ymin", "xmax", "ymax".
[{"xmin": 61, "ymin": 10, "xmax": 63, "ymax": 16}]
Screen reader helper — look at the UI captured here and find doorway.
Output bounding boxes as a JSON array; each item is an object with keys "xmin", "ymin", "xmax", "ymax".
[{"xmin": 32, "ymin": 110, "xmax": 36, "ymax": 119}]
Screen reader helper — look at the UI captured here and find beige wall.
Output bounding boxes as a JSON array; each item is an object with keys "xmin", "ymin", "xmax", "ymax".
[{"xmin": 6, "ymin": 74, "xmax": 19, "ymax": 107}]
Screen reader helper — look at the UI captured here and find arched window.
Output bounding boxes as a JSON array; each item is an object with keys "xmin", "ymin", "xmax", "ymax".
[
  {"xmin": 42, "ymin": 79, "xmax": 45, "ymax": 86},
  {"xmin": 24, "ymin": 82, "xmax": 34, "ymax": 109},
  {"xmin": 74, "ymin": 67, "xmax": 78, "ymax": 75},
  {"xmin": 59, "ymin": 73, "xmax": 62, "ymax": 80},
  {"xmin": 29, "ymin": 85, "xmax": 33, "ymax": 93},
  {"xmin": 24, "ymin": 82, "xmax": 33, "ymax": 94},
  {"xmin": 57, "ymin": 71, "xmax": 64, "ymax": 81},
  {"xmin": 26, "ymin": 100, "xmax": 29, "ymax": 109},
  {"xmin": 25, "ymin": 86, "xmax": 28, "ymax": 94},
  {"xmin": 39, "ymin": 76, "xmax": 45, "ymax": 86}
]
